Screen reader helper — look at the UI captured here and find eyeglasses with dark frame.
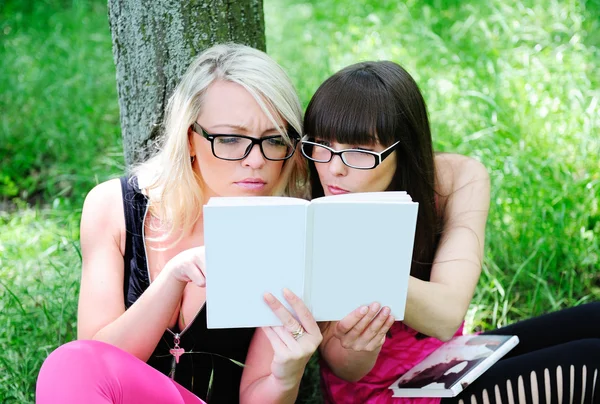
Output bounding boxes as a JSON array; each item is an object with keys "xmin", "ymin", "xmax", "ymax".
[
  {"xmin": 300, "ymin": 136, "xmax": 400, "ymax": 169},
  {"xmin": 191, "ymin": 122, "xmax": 300, "ymax": 161}
]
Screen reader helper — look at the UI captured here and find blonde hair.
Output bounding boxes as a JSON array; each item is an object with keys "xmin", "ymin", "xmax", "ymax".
[{"xmin": 131, "ymin": 43, "xmax": 308, "ymax": 245}]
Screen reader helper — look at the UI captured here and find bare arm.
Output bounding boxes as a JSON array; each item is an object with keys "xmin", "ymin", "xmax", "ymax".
[
  {"xmin": 318, "ymin": 154, "xmax": 490, "ymax": 381},
  {"xmin": 403, "ymin": 153, "xmax": 490, "ymax": 341},
  {"xmin": 240, "ymin": 290, "xmax": 321, "ymax": 403},
  {"xmin": 317, "ymin": 303, "xmax": 394, "ymax": 382},
  {"xmin": 77, "ymin": 179, "xmax": 203, "ymax": 361},
  {"xmin": 240, "ymin": 330, "xmax": 301, "ymax": 403}
]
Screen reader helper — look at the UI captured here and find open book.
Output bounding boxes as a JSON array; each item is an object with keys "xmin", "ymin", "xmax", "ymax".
[
  {"xmin": 203, "ymin": 192, "xmax": 418, "ymax": 329},
  {"xmin": 389, "ymin": 335, "xmax": 520, "ymax": 398}
]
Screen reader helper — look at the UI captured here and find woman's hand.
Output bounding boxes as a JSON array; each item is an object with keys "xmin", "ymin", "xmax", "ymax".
[
  {"xmin": 164, "ymin": 246, "xmax": 207, "ymax": 287},
  {"xmin": 261, "ymin": 288, "xmax": 322, "ymax": 389},
  {"xmin": 334, "ymin": 302, "xmax": 395, "ymax": 353}
]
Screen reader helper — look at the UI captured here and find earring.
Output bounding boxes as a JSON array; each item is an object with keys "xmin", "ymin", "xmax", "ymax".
[{"xmin": 191, "ymin": 155, "xmax": 196, "ymax": 164}]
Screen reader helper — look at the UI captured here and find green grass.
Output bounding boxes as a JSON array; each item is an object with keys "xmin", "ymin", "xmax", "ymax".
[
  {"xmin": 0, "ymin": 204, "xmax": 80, "ymax": 402},
  {"xmin": 0, "ymin": 0, "xmax": 123, "ymax": 203},
  {"xmin": 1, "ymin": 0, "xmax": 599, "ymax": 402},
  {"xmin": 266, "ymin": 0, "xmax": 600, "ymax": 328}
]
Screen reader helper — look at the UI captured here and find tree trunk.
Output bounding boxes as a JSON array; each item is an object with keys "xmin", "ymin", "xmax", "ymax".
[{"xmin": 108, "ymin": 0, "xmax": 266, "ymax": 166}]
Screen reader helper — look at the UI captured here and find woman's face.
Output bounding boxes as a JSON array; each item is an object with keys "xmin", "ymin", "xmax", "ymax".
[
  {"xmin": 189, "ymin": 80, "xmax": 287, "ymax": 199},
  {"xmin": 313, "ymin": 140, "xmax": 397, "ymax": 195}
]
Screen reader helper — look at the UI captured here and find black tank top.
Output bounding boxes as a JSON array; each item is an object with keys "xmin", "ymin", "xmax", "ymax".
[{"xmin": 120, "ymin": 176, "xmax": 255, "ymax": 402}]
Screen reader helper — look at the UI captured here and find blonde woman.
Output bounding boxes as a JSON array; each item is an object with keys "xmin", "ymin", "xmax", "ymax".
[{"xmin": 36, "ymin": 43, "xmax": 321, "ymax": 404}]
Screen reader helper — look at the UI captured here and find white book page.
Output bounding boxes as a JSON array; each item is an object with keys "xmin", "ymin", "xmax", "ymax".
[
  {"xmin": 311, "ymin": 191, "xmax": 412, "ymax": 204},
  {"xmin": 206, "ymin": 196, "xmax": 309, "ymax": 207},
  {"xmin": 308, "ymin": 200, "xmax": 418, "ymax": 321},
  {"xmin": 204, "ymin": 204, "xmax": 308, "ymax": 328}
]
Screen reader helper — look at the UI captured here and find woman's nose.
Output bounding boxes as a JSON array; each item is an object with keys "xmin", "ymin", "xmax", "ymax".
[
  {"xmin": 328, "ymin": 154, "xmax": 347, "ymax": 177},
  {"xmin": 241, "ymin": 144, "xmax": 266, "ymax": 169}
]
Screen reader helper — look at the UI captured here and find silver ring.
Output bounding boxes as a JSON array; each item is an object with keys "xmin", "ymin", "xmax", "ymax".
[{"xmin": 291, "ymin": 324, "xmax": 305, "ymax": 340}]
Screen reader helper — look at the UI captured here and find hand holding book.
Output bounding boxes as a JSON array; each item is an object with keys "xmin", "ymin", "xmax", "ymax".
[
  {"xmin": 334, "ymin": 302, "xmax": 395, "ymax": 352},
  {"xmin": 261, "ymin": 288, "xmax": 323, "ymax": 387},
  {"xmin": 203, "ymin": 191, "xmax": 419, "ymax": 329}
]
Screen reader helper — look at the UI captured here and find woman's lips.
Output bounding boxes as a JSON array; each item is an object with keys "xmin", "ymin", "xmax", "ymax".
[
  {"xmin": 235, "ymin": 179, "xmax": 266, "ymax": 190},
  {"xmin": 327, "ymin": 185, "xmax": 349, "ymax": 195}
]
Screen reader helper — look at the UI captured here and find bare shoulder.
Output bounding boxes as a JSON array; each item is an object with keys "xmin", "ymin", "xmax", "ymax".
[
  {"xmin": 83, "ymin": 177, "xmax": 123, "ymax": 203},
  {"xmin": 81, "ymin": 178, "xmax": 125, "ymax": 255},
  {"xmin": 434, "ymin": 153, "xmax": 490, "ymax": 196},
  {"xmin": 78, "ymin": 178, "xmax": 129, "ymax": 339}
]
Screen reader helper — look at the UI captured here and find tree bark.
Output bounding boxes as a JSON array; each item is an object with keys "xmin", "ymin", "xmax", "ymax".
[{"xmin": 108, "ymin": 0, "xmax": 266, "ymax": 166}]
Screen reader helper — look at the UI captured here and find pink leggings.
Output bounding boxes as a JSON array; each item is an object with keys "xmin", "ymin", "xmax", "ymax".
[{"xmin": 36, "ymin": 340, "xmax": 205, "ymax": 404}]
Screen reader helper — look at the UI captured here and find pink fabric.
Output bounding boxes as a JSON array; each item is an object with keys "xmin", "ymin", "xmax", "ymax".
[
  {"xmin": 321, "ymin": 322, "xmax": 465, "ymax": 404},
  {"xmin": 36, "ymin": 340, "xmax": 205, "ymax": 404}
]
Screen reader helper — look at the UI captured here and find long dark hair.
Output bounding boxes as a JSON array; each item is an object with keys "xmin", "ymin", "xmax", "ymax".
[{"xmin": 304, "ymin": 61, "xmax": 439, "ymax": 281}]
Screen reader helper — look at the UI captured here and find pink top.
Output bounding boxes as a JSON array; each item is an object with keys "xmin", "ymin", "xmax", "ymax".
[{"xmin": 320, "ymin": 321, "xmax": 465, "ymax": 404}]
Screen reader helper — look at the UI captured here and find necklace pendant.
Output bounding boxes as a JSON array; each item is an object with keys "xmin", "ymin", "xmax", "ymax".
[
  {"xmin": 170, "ymin": 347, "xmax": 185, "ymax": 363},
  {"xmin": 170, "ymin": 332, "xmax": 184, "ymax": 364}
]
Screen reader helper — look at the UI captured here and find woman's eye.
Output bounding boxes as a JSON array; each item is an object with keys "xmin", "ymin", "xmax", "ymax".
[
  {"xmin": 217, "ymin": 136, "xmax": 240, "ymax": 145},
  {"xmin": 266, "ymin": 137, "xmax": 286, "ymax": 147}
]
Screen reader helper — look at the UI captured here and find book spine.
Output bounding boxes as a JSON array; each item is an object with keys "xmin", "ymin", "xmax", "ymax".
[
  {"xmin": 303, "ymin": 204, "xmax": 315, "ymax": 312},
  {"xmin": 391, "ymin": 389, "xmax": 454, "ymax": 398}
]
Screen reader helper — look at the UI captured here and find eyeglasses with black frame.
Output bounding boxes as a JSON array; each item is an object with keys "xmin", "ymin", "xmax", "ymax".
[
  {"xmin": 191, "ymin": 122, "xmax": 300, "ymax": 161},
  {"xmin": 300, "ymin": 136, "xmax": 400, "ymax": 169}
]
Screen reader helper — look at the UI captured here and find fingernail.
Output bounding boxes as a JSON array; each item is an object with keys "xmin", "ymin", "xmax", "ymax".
[
  {"xmin": 283, "ymin": 288, "xmax": 295, "ymax": 300},
  {"xmin": 264, "ymin": 293, "xmax": 276, "ymax": 304},
  {"xmin": 382, "ymin": 307, "xmax": 390, "ymax": 316},
  {"xmin": 370, "ymin": 302, "xmax": 380, "ymax": 312},
  {"xmin": 359, "ymin": 306, "xmax": 368, "ymax": 315}
]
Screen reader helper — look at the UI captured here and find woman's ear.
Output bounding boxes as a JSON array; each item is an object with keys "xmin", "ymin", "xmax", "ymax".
[{"xmin": 188, "ymin": 127, "xmax": 196, "ymax": 160}]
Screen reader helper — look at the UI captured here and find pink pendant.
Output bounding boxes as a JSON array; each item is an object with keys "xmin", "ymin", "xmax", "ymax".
[{"xmin": 170, "ymin": 347, "xmax": 185, "ymax": 363}]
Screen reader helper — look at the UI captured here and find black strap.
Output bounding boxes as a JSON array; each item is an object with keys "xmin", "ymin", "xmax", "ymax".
[{"xmin": 119, "ymin": 176, "xmax": 150, "ymax": 307}]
